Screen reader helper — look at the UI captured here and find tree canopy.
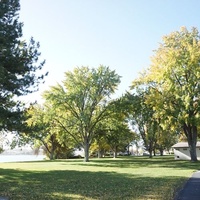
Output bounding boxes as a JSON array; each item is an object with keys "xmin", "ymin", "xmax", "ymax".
[
  {"xmin": 24, "ymin": 103, "xmax": 74, "ymax": 160},
  {"xmin": 0, "ymin": 0, "xmax": 46, "ymax": 131},
  {"xmin": 132, "ymin": 27, "xmax": 200, "ymax": 161},
  {"xmin": 3, "ymin": 6, "xmax": 198, "ymax": 163},
  {"xmin": 43, "ymin": 65, "xmax": 121, "ymax": 161}
]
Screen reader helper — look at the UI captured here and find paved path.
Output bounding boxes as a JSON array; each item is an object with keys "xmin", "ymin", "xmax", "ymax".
[{"xmin": 175, "ymin": 171, "xmax": 200, "ymax": 200}]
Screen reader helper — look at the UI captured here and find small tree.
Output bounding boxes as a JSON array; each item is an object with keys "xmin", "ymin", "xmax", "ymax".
[
  {"xmin": 90, "ymin": 126, "xmax": 110, "ymax": 158},
  {"xmin": 91, "ymin": 97, "xmax": 135, "ymax": 158},
  {"xmin": 25, "ymin": 104, "xmax": 73, "ymax": 160}
]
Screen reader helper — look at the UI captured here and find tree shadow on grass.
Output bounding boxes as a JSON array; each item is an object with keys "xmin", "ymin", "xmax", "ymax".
[
  {"xmin": 0, "ymin": 167, "xmax": 186, "ymax": 200},
  {"xmin": 72, "ymin": 156, "xmax": 200, "ymax": 171},
  {"xmin": 27, "ymin": 156, "xmax": 200, "ymax": 172}
]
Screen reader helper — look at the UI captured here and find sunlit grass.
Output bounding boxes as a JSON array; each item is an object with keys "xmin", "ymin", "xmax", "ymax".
[{"xmin": 0, "ymin": 156, "xmax": 199, "ymax": 200}]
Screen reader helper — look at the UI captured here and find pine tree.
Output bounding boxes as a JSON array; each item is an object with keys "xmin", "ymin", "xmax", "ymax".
[{"xmin": 0, "ymin": 0, "xmax": 46, "ymax": 131}]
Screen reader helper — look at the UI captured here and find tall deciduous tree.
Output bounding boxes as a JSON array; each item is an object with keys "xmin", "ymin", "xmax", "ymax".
[
  {"xmin": 132, "ymin": 27, "xmax": 200, "ymax": 161},
  {"xmin": 44, "ymin": 65, "xmax": 121, "ymax": 162},
  {"xmin": 124, "ymin": 92, "xmax": 159, "ymax": 158},
  {"xmin": 0, "ymin": 0, "xmax": 46, "ymax": 131}
]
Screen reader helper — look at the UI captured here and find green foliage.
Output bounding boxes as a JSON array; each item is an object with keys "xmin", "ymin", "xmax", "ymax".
[
  {"xmin": 91, "ymin": 98, "xmax": 135, "ymax": 158},
  {"xmin": 123, "ymin": 91, "xmax": 158, "ymax": 157},
  {"xmin": 131, "ymin": 27, "xmax": 200, "ymax": 161},
  {"xmin": 0, "ymin": 0, "xmax": 46, "ymax": 131},
  {"xmin": 43, "ymin": 65, "xmax": 121, "ymax": 161},
  {"xmin": 94, "ymin": 118, "xmax": 133, "ymax": 158},
  {"xmin": 90, "ymin": 124, "xmax": 110, "ymax": 158},
  {"xmin": 24, "ymin": 104, "xmax": 74, "ymax": 160}
]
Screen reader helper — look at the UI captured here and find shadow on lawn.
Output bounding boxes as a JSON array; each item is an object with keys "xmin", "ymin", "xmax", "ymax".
[
  {"xmin": 0, "ymin": 167, "xmax": 184, "ymax": 200},
  {"xmin": 73, "ymin": 156, "xmax": 200, "ymax": 171}
]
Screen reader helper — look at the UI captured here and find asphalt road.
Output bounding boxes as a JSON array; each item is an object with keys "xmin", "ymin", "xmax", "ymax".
[{"xmin": 175, "ymin": 171, "xmax": 200, "ymax": 200}]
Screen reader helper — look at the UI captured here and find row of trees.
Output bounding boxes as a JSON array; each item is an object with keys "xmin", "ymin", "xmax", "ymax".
[
  {"xmin": 22, "ymin": 63, "xmax": 180, "ymax": 161},
  {"xmin": 122, "ymin": 92, "xmax": 178, "ymax": 158},
  {"xmin": 1, "ymin": 1, "xmax": 199, "ymax": 162},
  {"xmin": 23, "ymin": 66, "xmax": 135, "ymax": 162},
  {"xmin": 129, "ymin": 27, "xmax": 200, "ymax": 161},
  {"xmin": 24, "ymin": 27, "xmax": 199, "ymax": 162}
]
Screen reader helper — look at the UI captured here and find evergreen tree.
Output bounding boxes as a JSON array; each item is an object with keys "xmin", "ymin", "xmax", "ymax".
[{"xmin": 0, "ymin": 0, "xmax": 46, "ymax": 131}]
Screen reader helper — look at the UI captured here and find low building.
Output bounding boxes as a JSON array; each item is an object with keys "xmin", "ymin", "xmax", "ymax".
[{"xmin": 172, "ymin": 142, "xmax": 200, "ymax": 160}]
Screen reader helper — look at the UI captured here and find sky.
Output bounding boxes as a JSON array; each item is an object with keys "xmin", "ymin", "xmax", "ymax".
[{"xmin": 18, "ymin": 0, "xmax": 200, "ymax": 103}]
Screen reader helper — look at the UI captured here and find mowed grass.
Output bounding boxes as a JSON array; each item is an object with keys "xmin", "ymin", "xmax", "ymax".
[{"xmin": 0, "ymin": 156, "xmax": 199, "ymax": 200}]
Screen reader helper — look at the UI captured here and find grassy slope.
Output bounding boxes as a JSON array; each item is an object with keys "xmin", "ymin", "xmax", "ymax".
[{"xmin": 0, "ymin": 156, "xmax": 199, "ymax": 200}]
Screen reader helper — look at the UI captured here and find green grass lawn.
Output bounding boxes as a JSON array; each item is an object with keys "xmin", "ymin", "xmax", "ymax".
[{"xmin": 0, "ymin": 156, "xmax": 199, "ymax": 200}]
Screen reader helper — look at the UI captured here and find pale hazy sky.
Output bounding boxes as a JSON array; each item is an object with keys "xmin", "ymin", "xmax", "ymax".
[{"xmin": 19, "ymin": 0, "xmax": 200, "ymax": 103}]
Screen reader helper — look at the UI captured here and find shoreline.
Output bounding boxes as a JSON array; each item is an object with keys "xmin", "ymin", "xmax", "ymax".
[{"xmin": 0, "ymin": 154, "xmax": 46, "ymax": 163}]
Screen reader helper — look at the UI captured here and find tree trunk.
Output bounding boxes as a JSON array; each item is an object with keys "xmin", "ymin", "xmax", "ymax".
[
  {"xmin": 160, "ymin": 149, "xmax": 164, "ymax": 156},
  {"xmin": 127, "ymin": 145, "xmax": 130, "ymax": 155},
  {"xmin": 159, "ymin": 146, "xmax": 164, "ymax": 156},
  {"xmin": 189, "ymin": 141, "xmax": 197, "ymax": 162},
  {"xmin": 84, "ymin": 137, "xmax": 90, "ymax": 162},
  {"xmin": 112, "ymin": 146, "xmax": 117, "ymax": 158},
  {"xmin": 50, "ymin": 145, "xmax": 54, "ymax": 160},
  {"xmin": 113, "ymin": 150, "xmax": 117, "ymax": 158},
  {"xmin": 149, "ymin": 150, "xmax": 153, "ymax": 158},
  {"xmin": 183, "ymin": 123, "xmax": 198, "ymax": 162},
  {"xmin": 148, "ymin": 142, "xmax": 153, "ymax": 158},
  {"xmin": 153, "ymin": 149, "xmax": 156, "ymax": 156},
  {"xmin": 98, "ymin": 149, "xmax": 103, "ymax": 158}
]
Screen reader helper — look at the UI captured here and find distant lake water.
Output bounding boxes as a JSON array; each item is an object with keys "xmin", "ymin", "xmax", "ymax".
[{"xmin": 0, "ymin": 155, "xmax": 46, "ymax": 163}]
